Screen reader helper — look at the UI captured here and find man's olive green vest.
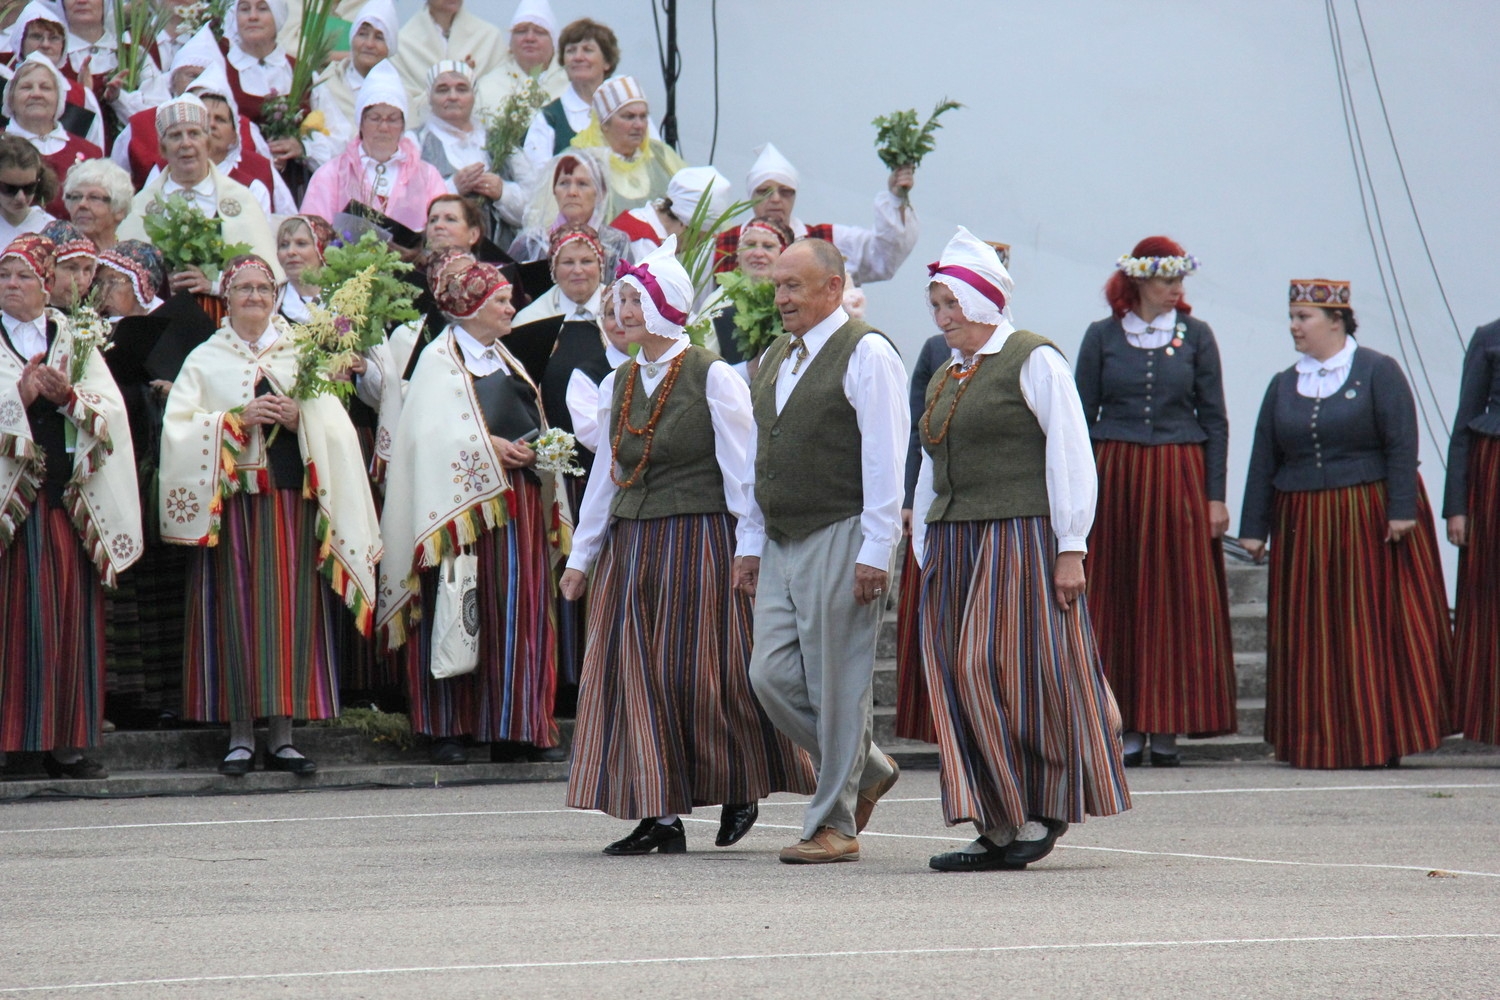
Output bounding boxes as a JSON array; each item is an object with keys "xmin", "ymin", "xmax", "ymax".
[
  {"xmin": 750, "ymin": 319, "xmax": 872, "ymax": 542},
  {"xmin": 921, "ymin": 330, "xmax": 1055, "ymax": 523},
  {"xmin": 609, "ymin": 346, "xmax": 729, "ymax": 520}
]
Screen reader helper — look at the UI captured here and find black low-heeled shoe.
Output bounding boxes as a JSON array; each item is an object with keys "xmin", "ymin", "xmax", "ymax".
[
  {"xmin": 715, "ymin": 802, "xmax": 758, "ymax": 847},
  {"xmin": 603, "ymin": 818, "xmax": 687, "ymax": 856},
  {"xmin": 1122, "ymin": 749, "xmax": 1143, "ymax": 768},
  {"xmin": 265, "ymin": 745, "xmax": 317, "ymax": 775},
  {"xmin": 218, "ymin": 749, "xmax": 255, "ymax": 776},
  {"xmin": 42, "ymin": 754, "xmax": 108, "ymax": 780},
  {"xmin": 1003, "ymin": 818, "xmax": 1069, "ymax": 866},
  {"xmin": 1150, "ymin": 751, "xmax": 1181, "ymax": 768},
  {"xmin": 929, "ymin": 836, "xmax": 1028, "ymax": 872}
]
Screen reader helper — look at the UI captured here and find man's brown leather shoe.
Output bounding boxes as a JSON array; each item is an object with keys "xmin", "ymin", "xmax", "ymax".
[
  {"xmin": 778, "ymin": 826, "xmax": 860, "ymax": 864},
  {"xmin": 855, "ymin": 755, "xmax": 900, "ymax": 832}
]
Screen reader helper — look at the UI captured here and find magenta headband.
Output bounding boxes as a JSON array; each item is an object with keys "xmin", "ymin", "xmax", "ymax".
[
  {"xmin": 927, "ymin": 261, "xmax": 1006, "ymax": 312},
  {"xmin": 614, "ymin": 259, "xmax": 688, "ymax": 326}
]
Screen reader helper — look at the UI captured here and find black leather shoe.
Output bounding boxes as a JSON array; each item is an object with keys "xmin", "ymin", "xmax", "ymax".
[
  {"xmin": 218, "ymin": 749, "xmax": 254, "ymax": 776},
  {"xmin": 1003, "ymin": 818, "xmax": 1069, "ymax": 866},
  {"xmin": 42, "ymin": 754, "xmax": 108, "ymax": 780},
  {"xmin": 431, "ymin": 738, "xmax": 468, "ymax": 764},
  {"xmin": 603, "ymin": 818, "xmax": 687, "ymax": 856},
  {"xmin": 527, "ymin": 744, "xmax": 568, "ymax": 763},
  {"xmin": 490, "ymin": 740, "xmax": 568, "ymax": 763},
  {"xmin": 929, "ymin": 836, "xmax": 1028, "ymax": 872},
  {"xmin": 265, "ymin": 746, "xmax": 317, "ymax": 775},
  {"xmin": 1122, "ymin": 749, "xmax": 1143, "ymax": 767},
  {"xmin": 715, "ymin": 802, "xmax": 758, "ymax": 847},
  {"xmin": 1150, "ymin": 751, "xmax": 1181, "ymax": 768}
]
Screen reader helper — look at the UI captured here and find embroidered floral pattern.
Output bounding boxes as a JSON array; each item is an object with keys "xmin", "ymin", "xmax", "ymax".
[
  {"xmin": 110, "ymin": 534, "xmax": 137, "ymax": 560},
  {"xmin": 451, "ymin": 451, "xmax": 493, "ymax": 492},
  {"xmin": 165, "ymin": 488, "xmax": 200, "ymax": 524},
  {"xmin": 0, "ymin": 400, "xmax": 23, "ymax": 427},
  {"xmin": 377, "ymin": 426, "xmax": 392, "ymax": 453}
]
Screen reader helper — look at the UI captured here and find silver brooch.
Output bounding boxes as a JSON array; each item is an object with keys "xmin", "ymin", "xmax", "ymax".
[
  {"xmin": 1345, "ymin": 389, "xmax": 1357, "ymax": 399},
  {"xmin": 219, "ymin": 198, "xmax": 242, "ymax": 218}
]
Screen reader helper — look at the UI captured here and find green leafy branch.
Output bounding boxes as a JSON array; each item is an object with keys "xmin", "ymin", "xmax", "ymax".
[
  {"xmin": 872, "ymin": 98, "xmax": 963, "ymax": 171},
  {"xmin": 140, "ymin": 194, "xmax": 251, "ymax": 281}
]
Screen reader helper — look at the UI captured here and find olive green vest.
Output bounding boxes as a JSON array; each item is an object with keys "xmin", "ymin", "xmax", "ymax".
[
  {"xmin": 922, "ymin": 330, "xmax": 1055, "ymax": 523},
  {"xmin": 609, "ymin": 345, "xmax": 730, "ymax": 520},
  {"xmin": 750, "ymin": 319, "xmax": 871, "ymax": 542}
]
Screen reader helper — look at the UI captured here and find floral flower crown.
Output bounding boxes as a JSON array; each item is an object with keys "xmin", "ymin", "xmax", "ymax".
[{"xmin": 1115, "ymin": 253, "xmax": 1201, "ymax": 279}]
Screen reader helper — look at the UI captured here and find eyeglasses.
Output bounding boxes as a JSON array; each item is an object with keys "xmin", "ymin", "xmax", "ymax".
[
  {"xmin": 363, "ymin": 113, "xmax": 404, "ymax": 127},
  {"xmin": 63, "ymin": 192, "xmax": 111, "ymax": 206},
  {"xmin": 0, "ymin": 179, "xmax": 39, "ymax": 198},
  {"xmin": 228, "ymin": 283, "xmax": 275, "ymax": 299}
]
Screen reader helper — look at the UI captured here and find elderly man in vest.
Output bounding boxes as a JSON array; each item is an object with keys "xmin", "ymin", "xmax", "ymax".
[
  {"xmin": 735, "ymin": 238, "xmax": 907, "ymax": 864},
  {"xmin": 118, "ymin": 94, "xmax": 283, "ymax": 297}
]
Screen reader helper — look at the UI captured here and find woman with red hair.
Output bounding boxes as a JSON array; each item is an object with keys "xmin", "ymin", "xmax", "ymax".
[{"xmin": 1074, "ymin": 236, "xmax": 1235, "ymax": 767}]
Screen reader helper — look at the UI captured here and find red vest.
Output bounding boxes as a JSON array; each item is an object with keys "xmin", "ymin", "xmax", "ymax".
[
  {"xmin": 124, "ymin": 107, "xmax": 265, "ymax": 191},
  {"xmin": 223, "ymin": 53, "xmax": 298, "ymax": 125},
  {"xmin": 42, "ymin": 133, "xmax": 104, "ymax": 217},
  {"xmin": 609, "ymin": 209, "xmax": 661, "ymax": 247}
]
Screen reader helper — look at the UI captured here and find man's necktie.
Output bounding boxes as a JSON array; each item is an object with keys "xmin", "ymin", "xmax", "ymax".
[{"xmin": 789, "ymin": 336, "xmax": 810, "ymax": 375}]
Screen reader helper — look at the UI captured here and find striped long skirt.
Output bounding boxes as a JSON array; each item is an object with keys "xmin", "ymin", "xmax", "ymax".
[
  {"xmin": 1086, "ymin": 441, "xmax": 1237, "ymax": 735},
  {"xmin": 406, "ymin": 475, "xmax": 558, "ymax": 746},
  {"xmin": 567, "ymin": 513, "xmax": 815, "ymax": 819},
  {"xmin": 1450, "ymin": 434, "xmax": 1500, "ymax": 744},
  {"xmin": 893, "ymin": 536, "xmax": 937, "ymax": 742},
  {"xmin": 183, "ymin": 489, "xmax": 340, "ymax": 722},
  {"xmin": 1266, "ymin": 481, "xmax": 1452, "ymax": 769},
  {"xmin": 0, "ymin": 495, "xmax": 105, "ymax": 752},
  {"xmin": 919, "ymin": 517, "xmax": 1131, "ymax": 831}
]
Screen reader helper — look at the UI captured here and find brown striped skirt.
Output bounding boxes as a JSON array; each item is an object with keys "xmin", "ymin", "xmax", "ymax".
[
  {"xmin": 1086, "ymin": 441, "xmax": 1236, "ymax": 735},
  {"xmin": 919, "ymin": 516, "xmax": 1131, "ymax": 831},
  {"xmin": 893, "ymin": 536, "xmax": 937, "ymax": 743},
  {"xmin": 0, "ymin": 496, "xmax": 106, "ymax": 752},
  {"xmin": 405, "ymin": 475, "xmax": 558, "ymax": 746},
  {"xmin": 1452, "ymin": 433, "xmax": 1500, "ymax": 744},
  {"xmin": 1265, "ymin": 480, "xmax": 1452, "ymax": 768},
  {"xmin": 183, "ymin": 488, "xmax": 339, "ymax": 722},
  {"xmin": 566, "ymin": 513, "xmax": 815, "ymax": 819}
]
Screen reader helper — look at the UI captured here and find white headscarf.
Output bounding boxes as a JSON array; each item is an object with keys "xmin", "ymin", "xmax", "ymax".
[
  {"xmin": 225, "ymin": 0, "xmax": 289, "ymax": 50},
  {"xmin": 4, "ymin": 50, "xmax": 68, "ymax": 122},
  {"xmin": 5, "ymin": 2, "xmax": 67, "ymax": 65},
  {"xmin": 169, "ymin": 24, "xmax": 225, "ymax": 80},
  {"xmin": 509, "ymin": 0, "xmax": 558, "ymax": 46},
  {"xmin": 356, "ymin": 58, "xmax": 409, "ymax": 123},
  {"xmin": 928, "ymin": 225, "xmax": 1014, "ymax": 326},
  {"xmin": 186, "ymin": 62, "xmax": 241, "ymax": 136},
  {"xmin": 746, "ymin": 141, "xmax": 798, "ymax": 196},
  {"xmin": 351, "ymin": 0, "xmax": 400, "ymax": 58},
  {"xmin": 616, "ymin": 234, "xmax": 692, "ymax": 341},
  {"xmin": 664, "ymin": 166, "xmax": 731, "ymax": 228}
]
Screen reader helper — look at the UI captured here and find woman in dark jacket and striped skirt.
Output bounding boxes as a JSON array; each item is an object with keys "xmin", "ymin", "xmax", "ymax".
[
  {"xmin": 1074, "ymin": 237, "xmax": 1236, "ymax": 766},
  {"xmin": 1240, "ymin": 280, "xmax": 1451, "ymax": 769},
  {"xmin": 1443, "ymin": 317, "xmax": 1500, "ymax": 745},
  {"xmin": 559, "ymin": 237, "xmax": 814, "ymax": 855},
  {"xmin": 915, "ymin": 227, "xmax": 1129, "ymax": 872}
]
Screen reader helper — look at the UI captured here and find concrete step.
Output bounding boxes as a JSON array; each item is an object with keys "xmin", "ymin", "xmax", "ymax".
[
  {"xmin": 1236, "ymin": 697, "xmax": 1264, "ymax": 737},
  {"xmin": 1236, "ymin": 652, "xmax": 1267, "ymax": 698},
  {"xmin": 1224, "ymin": 562, "xmax": 1268, "ymax": 604},
  {"xmin": 1230, "ymin": 602, "xmax": 1268, "ymax": 654},
  {"xmin": 873, "ymin": 658, "xmax": 899, "ymax": 707}
]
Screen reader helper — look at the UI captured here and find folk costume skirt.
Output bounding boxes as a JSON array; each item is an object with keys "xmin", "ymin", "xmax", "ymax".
[
  {"xmin": 1451, "ymin": 434, "xmax": 1500, "ymax": 744},
  {"xmin": 1086, "ymin": 441, "xmax": 1236, "ymax": 736},
  {"xmin": 406, "ymin": 475, "xmax": 558, "ymax": 747},
  {"xmin": 919, "ymin": 516, "xmax": 1131, "ymax": 832},
  {"xmin": 893, "ymin": 537, "xmax": 937, "ymax": 743},
  {"xmin": 183, "ymin": 489, "xmax": 339, "ymax": 722},
  {"xmin": 1265, "ymin": 481, "xmax": 1452, "ymax": 768},
  {"xmin": 554, "ymin": 474, "xmax": 589, "ymax": 692},
  {"xmin": 0, "ymin": 495, "xmax": 106, "ymax": 752},
  {"xmin": 567, "ymin": 513, "xmax": 815, "ymax": 819}
]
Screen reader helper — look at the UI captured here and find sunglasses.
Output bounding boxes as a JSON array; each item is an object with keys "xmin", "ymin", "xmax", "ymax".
[{"xmin": 0, "ymin": 179, "xmax": 39, "ymax": 198}]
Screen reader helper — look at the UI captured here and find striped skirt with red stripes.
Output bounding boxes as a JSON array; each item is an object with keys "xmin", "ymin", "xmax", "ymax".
[
  {"xmin": 0, "ymin": 496, "xmax": 105, "ymax": 752},
  {"xmin": 919, "ymin": 517, "xmax": 1131, "ymax": 831},
  {"xmin": 567, "ymin": 513, "xmax": 815, "ymax": 819},
  {"xmin": 1086, "ymin": 441, "xmax": 1237, "ymax": 735},
  {"xmin": 1452, "ymin": 433, "xmax": 1500, "ymax": 744},
  {"xmin": 183, "ymin": 489, "xmax": 339, "ymax": 722},
  {"xmin": 1265, "ymin": 481, "xmax": 1452, "ymax": 768},
  {"xmin": 893, "ymin": 536, "xmax": 937, "ymax": 743},
  {"xmin": 405, "ymin": 475, "xmax": 558, "ymax": 746}
]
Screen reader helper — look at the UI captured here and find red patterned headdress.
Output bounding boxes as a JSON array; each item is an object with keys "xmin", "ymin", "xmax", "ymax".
[
  {"xmin": 221, "ymin": 254, "xmax": 276, "ymax": 292},
  {"xmin": 1289, "ymin": 278, "xmax": 1352, "ymax": 309},
  {"xmin": 434, "ymin": 259, "xmax": 509, "ymax": 320},
  {"xmin": 1, "ymin": 233, "xmax": 55, "ymax": 289}
]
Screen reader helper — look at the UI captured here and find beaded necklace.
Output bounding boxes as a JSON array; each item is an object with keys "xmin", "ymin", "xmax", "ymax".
[
  {"xmin": 921, "ymin": 355, "xmax": 986, "ymax": 446},
  {"xmin": 610, "ymin": 353, "xmax": 686, "ymax": 488}
]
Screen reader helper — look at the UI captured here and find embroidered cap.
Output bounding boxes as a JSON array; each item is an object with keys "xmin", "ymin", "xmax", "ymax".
[
  {"xmin": 434, "ymin": 258, "xmax": 510, "ymax": 320},
  {"xmin": 1289, "ymin": 278, "xmax": 1352, "ymax": 309},
  {"xmin": 548, "ymin": 223, "xmax": 604, "ymax": 270},
  {"xmin": 156, "ymin": 93, "xmax": 210, "ymax": 136},
  {"xmin": 1, "ymin": 233, "xmax": 55, "ymax": 289},
  {"xmin": 284, "ymin": 214, "xmax": 337, "ymax": 265},
  {"xmin": 590, "ymin": 75, "xmax": 647, "ymax": 125},
  {"xmin": 40, "ymin": 220, "xmax": 96, "ymax": 262},
  {"xmin": 99, "ymin": 240, "xmax": 167, "ymax": 308},
  {"xmin": 222, "ymin": 254, "xmax": 277, "ymax": 294},
  {"xmin": 425, "ymin": 58, "xmax": 475, "ymax": 91}
]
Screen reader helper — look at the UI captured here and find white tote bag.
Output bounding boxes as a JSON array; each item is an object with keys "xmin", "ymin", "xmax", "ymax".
[{"xmin": 430, "ymin": 552, "xmax": 480, "ymax": 679}]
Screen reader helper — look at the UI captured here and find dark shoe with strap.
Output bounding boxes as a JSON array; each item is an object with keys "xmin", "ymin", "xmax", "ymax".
[
  {"xmin": 42, "ymin": 754, "xmax": 109, "ymax": 780},
  {"xmin": 218, "ymin": 748, "xmax": 255, "ymax": 776},
  {"xmin": 715, "ymin": 802, "xmax": 758, "ymax": 847},
  {"xmin": 1149, "ymin": 751, "xmax": 1181, "ymax": 768},
  {"xmin": 603, "ymin": 818, "xmax": 687, "ymax": 856},
  {"xmin": 1003, "ymin": 818, "xmax": 1069, "ymax": 866},
  {"xmin": 929, "ymin": 836, "xmax": 1028, "ymax": 872},
  {"xmin": 265, "ymin": 745, "xmax": 317, "ymax": 775}
]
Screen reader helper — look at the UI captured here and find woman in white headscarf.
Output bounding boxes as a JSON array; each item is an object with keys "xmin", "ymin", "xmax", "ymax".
[
  {"xmin": 55, "ymin": 0, "xmax": 169, "ymax": 132},
  {"xmin": 510, "ymin": 149, "xmax": 629, "ymax": 275},
  {"xmin": 5, "ymin": 2, "xmax": 107, "ymax": 150},
  {"xmin": 305, "ymin": 0, "xmax": 400, "ymax": 169},
  {"xmin": 914, "ymin": 227, "xmax": 1130, "ymax": 873},
  {"xmin": 611, "ymin": 165, "xmax": 732, "ymax": 264},
  {"xmin": 391, "ymin": 0, "xmax": 504, "ymax": 119},
  {"xmin": 559, "ymin": 237, "xmax": 814, "ymax": 855},
  {"xmin": 3, "ymin": 52, "xmax": 102, "ymax": 219},
  {"xmin": 223, "ymin": 0, "xmax": 302, "ymax": 169},
  {"xmin": 473, "ymin": 0, "xmax": 568, "ymax": 115}
]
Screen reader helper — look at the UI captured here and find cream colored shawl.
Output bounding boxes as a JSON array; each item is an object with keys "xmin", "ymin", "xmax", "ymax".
[
  {"xmin": 370, "ymin": 319, "xmax": 422, "ymax": 480},
  {"xmin": 158, "ymin": 317, "xmax": 383, "ymax": 632},
  {"xmin": 376, "ymin": 330, "xmax": 571, "ymax": 648},
  {"xmin": 118, "ymin": 166, "xmax": 286, "ymax": 283},
  {"xmin": 0, "ymin": 308, "xmax": 142, "ymax": 587},
  {"xmin": 392, "ymin": 4, "xmax": 505, "ymax": 126}
]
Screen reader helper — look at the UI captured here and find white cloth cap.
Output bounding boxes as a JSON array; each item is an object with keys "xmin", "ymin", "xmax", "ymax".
[
  {"xmin": 617, "ymin": 234, "xmax": 693, "ymax": 341},
  {"xmin": 169, "ymin": 24, "xmax": 225, "ymax": 79},
  {"xmin": 591, "ymin": 75, "xmax": 646, "ymax": 124},
  {"xmin": 226, "ymin": 0, "xmax": 289, "ymax": 49},
  {"xmin": 185, "ymin": 62, "xmax": 241, "ymax": 140},
  {"xmin": 510, "ymin": 0, "xmax": 559, "ymax": 43},
  {"xmin": 351, "ymin": 0, "xmax": 400, "ymax": 58},
  {"xmin": 664, "ymin": 166, "xmax": 731, "ymax": 228},
  {"xmin": 6, "ymin": 2, "xmax": 66, "ymax": 62},
  {"xmin": 356, "ymin": 58, "xmax": 409, "ymax": 123},
  {"xmin": 746, "ymin": 141, "xmax": 798, "ymax": 196},
  {"xmin": 930, "ymin": 225, "xmax": 1014, "ymax": 325},
  {"xmin": 4, "ymin": 50, "xmax": 68, "ymax": 121}
]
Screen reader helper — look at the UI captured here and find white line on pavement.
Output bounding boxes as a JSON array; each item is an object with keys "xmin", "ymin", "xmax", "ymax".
[{"xmin": 1, "ymin": 933, "xmax": 1494, "ymax": 994}]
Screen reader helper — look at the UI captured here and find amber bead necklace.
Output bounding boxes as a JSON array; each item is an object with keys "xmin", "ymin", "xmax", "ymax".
[
  {"xmin": 610, "ymin": 353, "xmax": 686, "ymax": 488},
  {"xmin": 921, "ymin": 354, "xmax": 986, "ymax": 446}
]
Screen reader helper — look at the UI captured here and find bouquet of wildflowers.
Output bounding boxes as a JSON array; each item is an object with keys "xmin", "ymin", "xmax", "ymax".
[
  {"xmin": 483, "ymin": 77, "xmax": 550, "ymax": 167},
  {"xmin": 172, "ymin": 0, "xmax": 229, "ymax": 38},
  {"xmin": 257, "ymin": 0, "xmax": 338, "ymax": 140},
  {"xmin": 140, "ymin": 194, "xmax": 252, "ymax": 281},
  {"xmin": 65, "ymin": 302, "xmax": 112, "ymax": 383},
  {"xmin": 288, "ymin": 265, "xmax": 381, "ymax": 401},
  {"xmin": 530, "ymin": 427, "xmax": 584, "ymax": 477}
]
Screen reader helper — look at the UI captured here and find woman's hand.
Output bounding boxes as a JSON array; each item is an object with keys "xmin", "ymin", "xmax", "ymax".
[
  {"xmin": 332, "ymin": 356, "xmax": 368, "ymax": 383},
  {"xmin": 1386, "ymin": 519, "xmax": 1417, "ymax": 543},
  {"xmin": 30, "ymin": 359, "xmax": 71, "ymax": 405},
  {"xmin": 17, "ymin": 353, "xmax": 44, "ymax": 407},
  {"xmin": 103, "ymin": 72, "xmax": 127, "ymax": 104},
  {"xmin": 168, "ymin": 266, "xmax": 212, "ymax": 296},
  {"xmin": 888, "ymin": 165, "xmax": 915, "ymax": 198},
  {"xmin": 559, "ymin": 568, "xmax": 587, "ymax": 601},
  {"xmin": 732, "ymin": 555, "xmax": 760, "ymax": 597},
  {"xmin": 268, "ymin": 137, "xmax": 304, "ymax": 169},
  {"xmin": 491, "ymin": 435, "xmax": 537, "ymax": 468},
  {"xmin": 150, "ymin": 379, "xmax": 174, "ymax": 398},
  {"xmin": 1053, "ymin": 550, "xmax": 1086, "ymax": 609},
  {"xmin": 1447, "ymin": 514, "xmax": 1468, "ymax": 547},
  {"xmin": 1240, "ymin": 537, "xmax": 1266, "ymax": 563},
  {"xmin": 1208, "ymin": 500, "xmax": 1231, "ymax": 539},
  {"xmin": 239, "ymin": 396, "xmax": 279, "ymax": 425}
]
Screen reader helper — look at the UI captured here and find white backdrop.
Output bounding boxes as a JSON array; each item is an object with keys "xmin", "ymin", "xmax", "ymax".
[{"xmin": 398, "ymin": 0, "xmax": 1498, "ymax": 578}]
